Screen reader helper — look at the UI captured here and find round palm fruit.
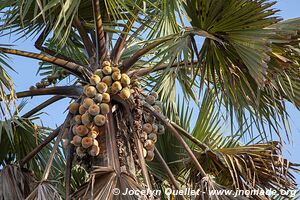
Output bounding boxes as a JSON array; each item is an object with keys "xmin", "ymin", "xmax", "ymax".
[
  {"xmin": 85, "ymin": 86, "xmax": 97, "ymax": 98},
  {"xmin": 144, "ymin": 139, "xmax": 154, "ymax": 150},
  {"xmin": 76, "ymin": 147, "xmax": 85, "ymax": 157},
  {"xmin": 152, "ymin": 124, "xmax": 158, "ymax": 133},
  {"xmin": 69, "ymin": 102, "xmax": 80, "ymax": 114},
  {"xmin": 112, "ymin": 67, "xmax": 120, "ymax": 73},
  {"xmin": 102, "ymin": 93, "xmax": 110, "ymax": 103},
  {"xmin": 94, "ymin": 114, "xmax": 106, "ymax": 126},
  {"xmin": 158, "ymin": 124, "xmax": 165, "ymax": 134},
  {"xmin": 119, "ymin": 87, "xmax": 131, "ymax": 100},
  {"xmin": 102, "ymin": 60, "xmax": 111, "ymax": 67},
  {"xmin": 148, "ymin": 133, "xmax": 158, "ymax": 143},
  {"xmin": 41, "ymin": 80, "xmax": 50, "ymax": 87},
  {"xmin": 90, "ymin": 74, "xmax": 101, "ymax": 85},
  {"xmin": 100, "ymin": 103, "xmax": 110, "ymax": 115},
  {"xmin": 72, "ymin": 125, "xmax": 77, "ymax": 135},
  {"xmin": 111, "ymin": 81, "xmax": 122, "ymax": 94},
  {"xmin": 140, "ymin": 131, "xmax": 148, "ymax": 141},
  {"xmin": 96, "ymin": 82, "xmax": 108, "ymax": 93},
  {"xmin": 112, "ymin": 71, "xmax": 121, "ymax": 81},
  {"xmin": 71, "ymin": 135, "xmax": 82, "ymax": 146},
  {"xmin": 120, "ymin": 74, "xmax": 130, "ymax": 86},
  {"xmin": 63, "ymin": 139, "xmax": 69, "ymax": 148},
  {"xmin": 74, "ymin": 115, "xmax": 82, "ymax": 125},
  {"xmin": 102, "ymin": 66, "xmax": 112, "ymax": 75},
  {"xmin": 144, "ymin": 114, "xmax": 154, "ymax": 123},
  {"xmin": 76, "ymin": 125, "xmax": 89, "ymax": 136},
  {"xmin": 94, "ymin": 69, "xmax": 104, "ymax": 78},
  {"xmin": 102, "ymin": 76, "xmax": 112, "ymax": 86},
  {"xmin": 79, "ymin": 105, "xmax": 88, "ymax": 115},
  {"xmin": 94, "ymin": 93, "xmax": 103, "ymax": 103},
  {"xmin": 152, "ymin": 105, "xmax": 161, "ymax": 113},
  {"xmin": 81, "ymin": 137, "xmax": 94, "ymax": 148},
  {"xmin": 89, "ymin": 145, "xmax": 100, "ymax": 156},
  {"xmin": 143, "ymin": 148, "xmax": 147, "ymax": 158},
  {"xmin": 88, "ymin": 130, "xmax": 99, "ymax": 139},
  {"xmin": 88, "ymin": 104, "xmax": 100, "ymax": 116},
  {"xmin": 154, "ymin": 101, "xmax": 163, "ymax": 108},
  {"xmin": 29, "ymin": 86, "xmax": 36, "ymax": 90},
  {"xmin": 36, "ymin": 82, "xmax": 43, "ymax": 89},
  {"xmin": 143, "ymin": 123, "xmax": 153, "ymax": 134},
  {"xmin": 81, "ymin": 112, "xmax": 91, "ymax": 125},
  {"xmin": 145, "ymin": 150, "xmax": 155, "ymax": 161},
  {"xmin": 150, "ymin": 92, "xmax": 158, "ymax": 99},
  {"xmin": 83, "ymin": 98, "xmax": 94, "ymax": 109},
  {"xmin": 93, "ymin": 139, "xmax": 99, "ymax": 147},
  {"xmin": 145, "ymin": 95, "xmax": 156, "ymax": 105},
  {"xmin": 90, "ymin": 125, "xmax": 99, "ymax": 132}
]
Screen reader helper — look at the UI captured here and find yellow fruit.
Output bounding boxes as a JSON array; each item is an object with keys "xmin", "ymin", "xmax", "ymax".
[
  {"xmin": 79, "ymin": 105, "xmax": 88, "ymax": 115},
  {"xmin": 102, "ymin": 93, "xmax": 110, "ymax": 103},
  {"xmin": 69, "ymin": 102, "xmax": 79, "ymax": 114},
  {"xmin": 96, "ymin": 82, "xmax": 108, "ymax": 93},
  {"xmin": 76, "ymin": 147, "xmax": 85, "ymax": 157},
  {"xmin": 111, "ymin": 81, "xmax": 122, "ymax": 94},
  {"xmin": 81, "ymin": 137, "xmax": 94, "ymax": 148},
  {"xmin": 112, "ymin": 67, "xmax": 120, "ymax": 73},
  {"xmin": 144, "ymin": 139, "xmax": 154, "ymax": 150},
  {"xmin": 94, "ymin": 114, "xmax": 106, "ymax": 126},
  {"xmin": 143, "ymin": 123, "xmax": 153, "ymax": 134},
  {"xmin": 93, "ymin": 139, "xmax": 99, "ymax": 147},
  {"xmin": 102, "ymin": 66, "xmax": 112, "ymax": 75},
  {"xmin": 145, "ymin": 150, "xmax": 155, "ymax": 161},
  {"xmin": 83, "ymin": 98, "xmax": 94, "ymax": 109},
  {"xmin": 74, "ymin": 115, "xmax": 82, "ymax": 125},
  {"xmin": 81, "ymin": 112, "xmax": 91, "ymax": 125},
  {"xmin": 89, "ymin": 145, "xmax": 100, "ymax": 156},
  {"xmin": 71, "ymin": 135, "xmax": 82, "ymax": 146},
  {"xmin": 88, "ymin": 130, "xmax": 99, "ymax": 139},
  {"xmin": 143, "ymin": 148, "xmax": 147, "ymax": 158},
  {"xmin": 119, "ymin": 87, "xmax": 131, "ymax": 100},
  {"xmin": 112, "ymin": 71, "xmax": 121, "ymax": 81},
  {"xmin": 145, "ymin": 95, "xmax": 156, "ymax": 105},
  {"xmin": 148, "ymin": 133, "xmax": 158, "ymax": 143},
  {"xmin": 94, "ymin": 69, "xmax": 103, "ymax": 78},
  {"xmin": 100, "ymin": 103, "xmax": 110, "ymax": 115},
  {"xmin": 75, "ymin": 125, "xmax": 89, "ymax": 136},
  {"xmin": 85, "ymin": 86, "xmax": 97, "ymax": 98},
  {"xmin": 150, "ymin": 92, "xmax": 158, "ymax": 99},
  {"xmin": 102, "ymin": 60, "xmax": 111, "ymax": 67},
  {"xmin": 94, "ymin": 93, "xmax": 103, "ymax": 103},
  {"xmin": 152, "ymin": 105, "xmax": 161, "ymax": 113},
  {"xmin": 102, "ymin": 76, "xmax": 112, "ymax": 86},
  {"xmin": 120, "ymin": 74, "xmax": 130, "ymax": 86},
  {"xmin": 88, "ymin": 104, "xmax": 100, "ymax": 116},
  {"xmin": 90, "ymin": 74, "xmax": 101, "ymax": 85}
]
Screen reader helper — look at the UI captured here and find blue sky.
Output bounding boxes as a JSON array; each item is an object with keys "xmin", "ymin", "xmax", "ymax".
[{"xmin": 1, "ymin": 0, "xmax": 300, "ymax": 188}]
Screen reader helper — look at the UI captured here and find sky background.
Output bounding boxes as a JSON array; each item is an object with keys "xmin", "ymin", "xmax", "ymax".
[{"xmin": 1, "ymin": 0, "xmax": 300, "ymax": 188}]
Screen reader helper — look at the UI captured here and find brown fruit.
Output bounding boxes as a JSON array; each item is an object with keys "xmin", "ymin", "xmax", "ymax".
[
  {"xmin": 102, "ymin": 76, "xmax": 112, "ymax": 86},
  {"xmin": 71, "ymin": 135, "xmax": 82, "ymax": 146},
  {"xmin": 144, "ymin": 139, "xmax": 154, "ymax": 150},
  {"xmin": 140, "ymin": 131, "xmax": 148, "ymax": 141},
  {"xmin": 102, "ymin": 66, "xmax": 112, "ymax": 75},
  {"xmin": 90, "ymin": 74, "xmax": 101, "ymax": 85},
  {"xmin": 94, "ymin": 114, "xmax": 106, "ymax": 126},
  {"xmin": 94, "ymin": 93, "xmax": 103, "ymax": 103},
  {"xmin": 94, "ymin": 69, "xmax": 104, "ymax": 78},
  {"xmin": 144, "ymin": 114, "xmax": 154, "ymax": 123},
  {"xmin": 72, "ymin": 125, "xmax": 77, "ymax": 135},
  {"xmin": 112, "ymin": 71, "xmax": 121, "ymax": 81},
  {"xmin": 112, "ymin": 67, "xmax": 120, "ymax": 73},
  {"xmin": 74, "ymin": 115, "xmax": 82, "ymax": 125},
  {"xmin": 119, "ymin": 87, "xmax": 131, "ymax": 100},
  {"xmin": 111, "ymin": 81, "xmax": 122, "ymax": 94},
  {"xmin": 83, "ymin": 98, "xmax": 94, "ymax": 109},
  {"xmin": 85, "ymin": 86, "xmax": 97, "ymax": 98},
  {"xmin": 81, "ymin": 112, "xmax": 91, "ymax": 125},
  {"xmin": 88, "ymin": 104, "xmax": 100, "ymax": 116},
  {"xmin": 152, "ymin": 105, "xmax": 161, "ymax": 113},
  {"xmin": 148, "ymin": 133, "xmax": 158, "ymax": 143},
  {"xmin": 75, "ymin": 125, "xmax": 89, "ymax": 136},
  {"xmin": 96, "ymin": 82, "xmax": 108, "ymax": 93},
  {"xmin": 88, "ymin": 130, "xmax": 98, "ymax": 139},
  {"xmin": 76, "ymin": 147, "xmax": 85, "ymax": 157},
  {"xmin": 102, "ymin": 60, "xmax": 111, "ymax": 67},
  {"xmin": 79, "ymin": 105, "xmax": 88, "ymax": 115},
  {"xmin": 89, "ymin": 145, "xmax": 100, "ymax": 156},
  {"xmin": 69, "ymin": 102, "xmax": 79, "ymax": 114},
  {"xmin": 100, "ymin": 103, "xmax": 110, "ymax": 115},
  {"xmin": 102, "ymin": 93, "xmax": 110, "ymax": 103},
  {"xmin": 120, "ymin": 73, "xmax": 130, "ymax": 86},
  {"xmin": 81, "ymin": 137, "xmax": 94, "ymax": 148},
  {"xmin": 145, "ymin": 150, "xmax": 155, "ymax": 161},
  {"xmin": 145, "ymin": 95, "xmax": 156, "ymax": 105},
  {"xmin": 150, "ymin": 91, "xmax": 158, "ymax": 99},
  {"xmin": 143, "ymin": 123, "xmax": 153, "ymax": 134}
]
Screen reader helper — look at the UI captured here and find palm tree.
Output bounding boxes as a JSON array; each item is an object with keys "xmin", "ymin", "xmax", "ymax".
[{"xmin": 0, "ymin": 0, "xmax": 300, "ymax": 199}]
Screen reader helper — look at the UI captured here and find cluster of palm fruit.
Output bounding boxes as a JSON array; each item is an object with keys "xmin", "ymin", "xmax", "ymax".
[
  {"xmin": 30, "ymin": 70, "xmax": 68, "ymax": 90},
  {"xmin": 140, "ymin": 92, "xmax": 165, "ymax": 161},
  {"xmin": 67, "ymin": 60, "xmax": 132, "ymax": 158}
]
